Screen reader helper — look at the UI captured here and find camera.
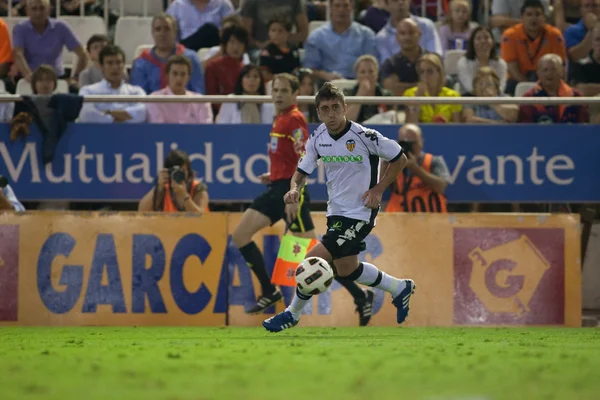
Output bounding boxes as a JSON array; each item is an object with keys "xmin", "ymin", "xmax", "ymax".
[
  {"xmin": 0, "ymin": 175, "xmax": 7, "ymax": 188},
  {"xmin": 398, "ymin": 140, "xmax": 413, "ymax": 154},
  {"xmin": 170, "ymin": 166, "xmax": 186, "ymax": 184}
]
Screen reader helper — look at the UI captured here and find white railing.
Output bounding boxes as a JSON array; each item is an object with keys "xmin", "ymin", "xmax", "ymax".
[{"xmin": 0, "ymin": 95, "xmax": 597, "ymax": 106}]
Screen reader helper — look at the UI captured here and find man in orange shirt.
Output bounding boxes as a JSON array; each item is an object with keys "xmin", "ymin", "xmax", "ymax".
[
  {"xmin": 0, "ymin": 17, "xmax": 12, "ymax": 80},
  {"xmin": 500, "ymin": 0, "xmax": 566, "ymax": 95}
]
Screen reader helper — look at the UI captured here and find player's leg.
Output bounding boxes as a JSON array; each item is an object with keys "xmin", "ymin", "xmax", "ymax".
[
  {"xmin": 290, "ymin": 189, "xmax": 374, "ymax": 326},
  {"xmin": 232, "ymin": 197, "xmax": 283, "ymax": 313},
  {"xmin": 334, "ymin": 254, "xmax": 415, "ymax": 325},
  {"xmin": 263, "ymin": 242, "xmax": 333, "ymax": 332}
]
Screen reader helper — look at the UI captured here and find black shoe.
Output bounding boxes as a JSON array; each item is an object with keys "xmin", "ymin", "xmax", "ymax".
[
  {"xmin": 246, "ymin": 288, "xmax": 283, "ymax": 314},
  {"xmin": 355, "ymin": 288, "xmax": 375, "ymax": 326}
]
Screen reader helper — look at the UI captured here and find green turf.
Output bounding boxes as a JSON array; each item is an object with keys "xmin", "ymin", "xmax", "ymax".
[{"xmin": 1, "ymin": 327, "xmax": 599, "ymax": 400}]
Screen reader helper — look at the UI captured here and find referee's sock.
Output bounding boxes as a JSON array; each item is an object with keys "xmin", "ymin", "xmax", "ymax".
[
  {"xmin": 346, "ymin": 262, "xmax": 406, "ymax": 298},
  {"xmin": 239, "ymin": 241, "xmax": 275, "ymax": 295}
]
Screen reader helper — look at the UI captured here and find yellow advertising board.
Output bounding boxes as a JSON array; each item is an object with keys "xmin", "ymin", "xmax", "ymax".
[{"xmin": 0, "ymin": 212, "xmax": 581, "ymax": 327}]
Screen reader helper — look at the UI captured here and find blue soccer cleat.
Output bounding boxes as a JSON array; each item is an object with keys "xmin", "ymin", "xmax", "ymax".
[
  {"xmin": 262, "ymin": 311, "xmax": 299, "ymax": 333},
  {"xmin": 392, "ymin": 279, "xmax": 416, "ymax": 324}
]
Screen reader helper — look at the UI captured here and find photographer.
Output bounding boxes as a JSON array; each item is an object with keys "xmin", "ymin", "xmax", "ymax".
[
  {"xmin": 138, "ymin": 150, "xmax": 209, "ymax": 213},
  {"xmin": 0, "ymin": 176, "xmax": 25, "ymax": 212},
  {"xmin": 383, "ymin": 124, "xmax": 449, "ymax": 213}
]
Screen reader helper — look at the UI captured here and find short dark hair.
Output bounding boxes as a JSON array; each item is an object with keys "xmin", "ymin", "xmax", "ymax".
[
  {"xmin": 521, "ymin": 0, "xmax": 545, "ymax": 14},
  {"xmin": 221, "ymin": 24, "xmax": 249, "ymax": 50},
  {"xmin": 31, "ymin": 65, "xmax": 57, "ymax": 94},
  {"xmin": 166, "ymin": 55, "xmax": 192, "ymax": 75},
  {"xmin": 273, "ymin": 73, "xmax": 299, "ymax": 93},
  {"xmin": 99, "ymin": 44, "xmax": 126, "ymax": 65},
  {"xmin": 86, "ymin": 34, "xmax": 109, "ymax": 52},
  {"xmin": 267, "ymin": 15, "xmax": 293, "ymax": 32},
  {"xmin": 315, "ymin": 82, "xmax": 345, "ymax": 108},
  {"xmin": 465, "ymin": 26, "xmax": 497, "ymax": 60}
]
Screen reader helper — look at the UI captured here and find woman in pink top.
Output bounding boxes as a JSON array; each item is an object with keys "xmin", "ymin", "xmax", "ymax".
[{"xmin": 148, "ymin": 55, "xmax": 213, "ymax": 124}]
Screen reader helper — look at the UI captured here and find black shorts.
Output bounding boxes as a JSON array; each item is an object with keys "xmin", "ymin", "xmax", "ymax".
[
  {"xmin": 321, "ymin": 216, "xmax": 374, "ymax": 260},
  {"xmin": 249, "ymin": 179, "xmax": 314, "ymax": 233}
]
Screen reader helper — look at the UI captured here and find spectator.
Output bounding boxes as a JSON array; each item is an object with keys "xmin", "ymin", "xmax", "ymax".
[
  {"xmin": 359, "ymin": 0, "xmax": 389, "ymax": 33},
  {"xmin": 31, "ymin": 64, "xmax": 56, "ymax": 94},
  {"xmin": 404, "ymin": 53, "xmax": 462, "ymax": 123},
  {"xmin": 201, "ymin": 14, "xmax": 251, "ymax": 68},
  {"xmin": 78, "ymin": 34, "xmax": 110, "ymax": 87},
  {"xmin": 138, "ymin": 150, "xmax": 209, "ymax": 213},
  {"xmin": 12, "ymin": 0, "xmax": 88, "ymax": 87},
  {"xmin": 166, "ymin": 0, "xmax": 234, "ymax": 51},
  {"xmin": 376, "ymin": 0, "xmax": 442, "ymax": 65},
  {"xmin": 457, "ymin": 27, "xmax": 507, "ymax": 95},
  {"xmin": 56, "ymin": 0, "xmax": 96, "ymax": 16},
  {"xmin": 500, "ymin": 0, "xmax": 566, "ymax": 95},
  {"xmin": 147, "ymin": 55, "xmax": 213, "ymax": 124},
  {"xmin": 438, "ymin": 0, "xmax": 474, "ymax": 54},
  {"xmin": 463, "ymin": 67, "xmax": 519, "ymax": 123},
  {"xmin": 344, "ymin": 55, "xmax": 390, "ymax": 123},
  {"xmin": 79, "ymin": 45, "xmax": 147, "ymax": 124},
  {"xmin": 303, "ymin": 0, "xmax": 377, "ymax": 80},
  {"xmin": 564, "ymin": 0, "xmax": 600, "ymax": 61},
  {"xmin": 131, "ymin": 14, "xmax": 204, "ymax": 95},
  {"xmin": 572, "ymin": 22, "xmax": 600, "ymax": 96},
  {"xmin": 204, "ymin": 24, "xmax": 249, "ymax": 108},
  {"xmin": 554, "ymin": 0, "xmax": 584, "ymax": 32},
  {"xmin": 383, "ymin": 123, "xmax": 449, "ymax": 213},
  {"xmin": 0, "ymin": 183, "xmax": 25, "ymax": 212},
  {"xmin": 0, "ymin": 17, "xmax": 12, "ymax": 79},
  {"xmin": 519, "ymin": 53, "xmax": 589, "ymax": 123},
  {"xmin": 296, "ymin": 68, "xmax": 319, "ymax": 122},
  {"xmin": 381, "ymin": 18, "xmax": 427, "ymax": 96},
  {"xmin": 258, "ymin": 17, "xmax": 301, "ymax": 82},
  {"xmin": 240, "ymin": 0, "xmax": 308, "ymax": 51},
  {"xmin": 490, "ymin": 0, "xmax": 550, "ymax": 41},
  {"xmin": 216, "ymin": 64, "xmax": 275, "ymax": 124}
]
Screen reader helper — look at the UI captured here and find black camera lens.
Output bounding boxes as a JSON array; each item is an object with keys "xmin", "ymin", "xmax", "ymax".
[
  {"xmin": 398, "ymin": 140, "xmax": 413, "ymax": 154},
  {"xmin": 170, "ymin": 168, "xmax": 186, "ymax": 184}
]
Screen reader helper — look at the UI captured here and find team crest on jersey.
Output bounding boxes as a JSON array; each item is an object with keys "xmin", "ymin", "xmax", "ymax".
[{"xmin": 346, "ymin": 139, "xmax": 356, "ymax": 152}]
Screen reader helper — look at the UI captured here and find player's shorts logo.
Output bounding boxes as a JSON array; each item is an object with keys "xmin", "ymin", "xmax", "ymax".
[
  {"xmin": 346, "ymin": 139, "xmax": 356, "ymax": 152},
  {"xmin": 453, "ymin": 228, "xmax": 565, "ymax": 325}
]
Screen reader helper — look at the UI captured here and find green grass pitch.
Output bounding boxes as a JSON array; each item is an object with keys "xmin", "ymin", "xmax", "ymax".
[{"xmin": 1, "ymin": 327, "xmax": 599, "ymax": 400}]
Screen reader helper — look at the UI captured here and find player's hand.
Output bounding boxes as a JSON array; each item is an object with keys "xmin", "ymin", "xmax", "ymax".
[
  {"xmin": 361, "ymin": 187, "xmax": 383, "ymax": 209},
  {"xmin": 285, "ymin": 202, "xmax": 299, "ymax": 224},
  {"xmin": 284, "ymin": 189, "xmax": 300, "ymax": 204},
  {"xmin": 258, "ymin": 172, "xmax": 271, "ymax": 185}
]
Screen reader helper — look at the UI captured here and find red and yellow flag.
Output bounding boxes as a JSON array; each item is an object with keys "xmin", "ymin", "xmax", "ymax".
[{"xmin": 271, "ymin": 235, "xmax": 318, "ymax": 287}]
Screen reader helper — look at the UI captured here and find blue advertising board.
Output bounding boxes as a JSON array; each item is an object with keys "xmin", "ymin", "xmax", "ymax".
[{"xmin": 1, "ymin": 123, "xmax": 599, "ymax": 202}]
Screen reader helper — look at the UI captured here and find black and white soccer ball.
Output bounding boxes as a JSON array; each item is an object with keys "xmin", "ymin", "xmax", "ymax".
[{"xmin": 295, "ymin": 257, "xmax": 334, "ymax": 295}]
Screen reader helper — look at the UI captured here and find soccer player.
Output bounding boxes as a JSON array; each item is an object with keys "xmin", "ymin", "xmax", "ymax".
[
  {"xmin": 232, "ymin": 73, "xmax": 376, "ymax": 326},
  {"xmin": 263, "ymin": 83, "xmax": 416, "ymax": 332}
]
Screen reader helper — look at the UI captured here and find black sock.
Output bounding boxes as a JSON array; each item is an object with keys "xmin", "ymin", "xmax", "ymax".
[
  {"xmin": 333, "ymin": 261, "xmax": 366, "ymax": 301},
  {"xmin": 239, "ymin": 241, "xmax": 274, "ymax": 295}
]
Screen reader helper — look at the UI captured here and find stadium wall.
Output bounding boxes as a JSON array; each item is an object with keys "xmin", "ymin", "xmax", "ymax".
[{"xmin": 0, "ymin": 212, "xmax": 581, "ymax": 327}]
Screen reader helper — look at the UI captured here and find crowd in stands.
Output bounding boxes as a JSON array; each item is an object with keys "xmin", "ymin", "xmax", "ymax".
[{"xmin": 0, "ymin": 0, "xmax": 599, "ymax": 126}]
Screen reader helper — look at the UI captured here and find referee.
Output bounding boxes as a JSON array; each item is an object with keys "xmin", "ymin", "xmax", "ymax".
[{"xmin": 231, "ymin": 73, "xmax": 375, "ymax": 325}]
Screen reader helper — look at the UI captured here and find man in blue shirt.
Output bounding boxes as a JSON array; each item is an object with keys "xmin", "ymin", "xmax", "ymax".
[
  {"xmin": 0, "ymin": 184, "xmax": 25, "ymax": 212},
  {"xmin": 564, "ymin": 0, "xmax": 600, "ymax": 61},
  {"xmin": 376, "ymin": 0, "xmax": 442, "ymax": 64},
  {"xmin": 302, "ymin": 0, "xmax": 377, "ymax": 80},
  {"xmin": 130, "ymin": 13, "xmax": 205, "ymax": 94}
]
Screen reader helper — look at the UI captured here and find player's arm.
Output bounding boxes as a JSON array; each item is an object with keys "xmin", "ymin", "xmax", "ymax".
[
  {"xmin": 367, "ymin": 130, "xmax": 407, "ymax": 192},
  {"xmin": 285, "ymin": 134, "xmax": 319, "ymax": 204}
]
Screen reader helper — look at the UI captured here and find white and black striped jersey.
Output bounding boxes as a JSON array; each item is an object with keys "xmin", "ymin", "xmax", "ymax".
[{"xmin": 297, "ymin": 120, "xmax": 403, "ymax": 223}]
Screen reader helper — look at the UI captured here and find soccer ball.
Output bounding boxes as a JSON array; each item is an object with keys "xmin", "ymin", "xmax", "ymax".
[{"xmin": 295, "ymin": 257, "xmax": 334, "ymax": 296}]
